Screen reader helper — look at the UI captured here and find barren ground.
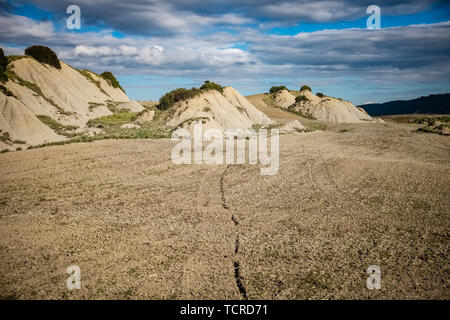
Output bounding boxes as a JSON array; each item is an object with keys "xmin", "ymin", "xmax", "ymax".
[{"xmin": 0, "ymin": 117, "xmax": 449, "ymax": 299}]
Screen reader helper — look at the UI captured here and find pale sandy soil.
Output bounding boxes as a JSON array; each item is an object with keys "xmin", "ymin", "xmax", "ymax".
[{"xmin": 0, "ymin": 121, "xmax": 449, "ymax": 299}]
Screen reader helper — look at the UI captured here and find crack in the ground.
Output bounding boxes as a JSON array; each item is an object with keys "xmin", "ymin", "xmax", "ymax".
[
  {"xmin": 220, "ymin": 164, "xmax": 248, "ymax": 300},
  {"xmin": 220, "ymin": 165, "xmax": 230, "ymax": 210},
  {"xmin": 233, "ymin": 261, "xmax": 248, "ymax": 300}
]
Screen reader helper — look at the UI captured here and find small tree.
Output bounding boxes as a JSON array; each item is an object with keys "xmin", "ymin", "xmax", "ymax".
[
  {"xmin": 100, "ymin": 71, "xmax": 125, "ymax": 93},
  {"xmin": 269, "ymin": 86, "xmax": 288, "ymax": 94},
  {"xmin": 295, "ymin": 95, "xmax": 309, "ymax": 103},
  {"xmin": 316, "ymin": 92, "xmax": 325, "ymax": 98},
  {"xmin": 25, "ymin": 45, "xmax": 61, "ymax": 69},
  {"xmin": 0, "ymin": 48, "xmax": 7, "ymax": 82},
  {"xmin": 300, "ymin": 85, "xmax": 311, "ymax": 92}
]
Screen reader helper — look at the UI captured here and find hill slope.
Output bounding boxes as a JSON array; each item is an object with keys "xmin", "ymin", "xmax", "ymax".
[
  {"xmin": 248, "ymin": 89, "xmax": 382, "ymax": 123},
  {"xmin": 166, "ymin": 86, "xmax": 273, "ymax": 134},
  {"xmin": 0, "ymin": 56, "xmax": 143, "ymax": 149}
]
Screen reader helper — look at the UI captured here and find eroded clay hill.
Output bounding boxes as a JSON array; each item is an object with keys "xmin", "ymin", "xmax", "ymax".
[
  {"xmin": 166, "ymin": 86, "xmax": 273, "ymax": 135},
  {"xmin": 0, "ymin": 54, "xmax": 143, "ymax": 149},
  {"xmin": 248, "ymin": 88, "xmax": 384, "ymax": 123}
]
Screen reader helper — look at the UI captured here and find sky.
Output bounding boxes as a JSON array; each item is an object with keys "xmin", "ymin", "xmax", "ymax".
[{"xmin": 0, "ymin": 0, "xmax": 449, "ymax": 105}]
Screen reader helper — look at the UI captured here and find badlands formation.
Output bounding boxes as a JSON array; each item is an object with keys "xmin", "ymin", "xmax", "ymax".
[
  {"xmin": 254, "ymin": 87, "xmax": 384, "ymax": 123},
  {"xmin": 166, "ymin": 86, "xmax": 273, "ymax": 135},
  {"xmin": 0, "ymin": 53, "xmax": 144, "ymax": 149},
  {"xmin": 0, "ymin": 45, "xmax": 387, "ymax": 153}
]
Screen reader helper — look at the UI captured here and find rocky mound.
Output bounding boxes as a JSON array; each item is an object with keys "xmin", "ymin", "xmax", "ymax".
[
  {"xmin": 166, "ymin": 86, "xmax": 273, "ymax": 134},
  {"xmin": 273, "ymin": 89, "xmax": 296, "ymax": 109},
  {"xmin": 280, "ymin": 120, "xmax": 306, "ymax": 134},
  {"xmin": 290, "ymin": 89, "xmax": 375, "ymax": 123},
  {"xmin": 0, "ymin": 54, "xmax": 141, "ymax": 149}
]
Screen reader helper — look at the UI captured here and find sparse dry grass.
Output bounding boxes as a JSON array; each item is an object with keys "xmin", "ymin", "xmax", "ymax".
[{"xmin": 0, "ymin": 123, "xmax": 448, "ymax": 300}]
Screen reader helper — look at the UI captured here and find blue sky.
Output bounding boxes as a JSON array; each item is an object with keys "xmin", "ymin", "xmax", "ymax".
[{"xmin": 1, "ymin": 0, "xmax": 449, "ymax": 104}]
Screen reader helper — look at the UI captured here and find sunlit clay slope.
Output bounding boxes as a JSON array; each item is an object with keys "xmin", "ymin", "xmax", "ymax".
[
  {"xmin": 0, "ymin": 55, "xmax": 142, "ymax": 148},
  {"xmin": 166, "ymin": 86, "xmax": 273, "ymax": 134},
  {"xmin": 249, "ymin": 87, "xmax": 384, "ymax": 123}
]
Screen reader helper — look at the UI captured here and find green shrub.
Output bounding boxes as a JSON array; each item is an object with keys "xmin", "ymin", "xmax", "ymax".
[
  {"xmin": 412, "ymin": 116, "xmax": 450, "ymax": 124},
  {"xmin": 100, "ymin": 71, "xmax": 125, "ymax": 93},
  {"xmin": 0, "ymin": 132, "xmax": 11, "ymax": 144},
  {"xmin": 269, "ymin": 86, "xmax": 288, "ymax": 94},
  {"xmin": 300, "ymin": 85, "xmax": 311, "ymax": 92},
  {"xmin": 0, "ymin": 149, "xmax": 9, "ymax": 154},
  {"xmin": 295, "ymin": 95, "xmax": 309, "ymax": 103},
  {"xmin": 24, "ymin": 45, "xmax": 61, "ymax": 69},
  {"xmin": 339, "ymin": 128, "xmax": 349, "ymax": 133},
  {"xmin": 316, "ymin": 92, "xmax": 325, "ymax": 98},
  {"xmin": 158, "ymin": 80, "xmax": 225, "ymax": 110},
  {"xmin": 200, "ymin": 80, "xmax": 223, "ymax": 93},
  {"xmin": 0, "ymin": 48, "xmax": 7, "ymax": 82},
  {"xmin": 158, "ymin": 87, "xmax": 202, "ymax": 110}
]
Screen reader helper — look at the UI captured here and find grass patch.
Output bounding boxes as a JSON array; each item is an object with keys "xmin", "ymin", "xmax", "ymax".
[
  {"xmin": 412, "ymin": 116, "xmax": 450, "ymax": 124},
  {"xmin": 263, "ymin": 94, "xmax": 277, "ymax": 108},
  {"xmin": 339, "ymin": 128, "xmax": 349, "ymax": 133},
  {"xmin": 416, "ymin": 123, "xmax": 450, "ymax": 136},
  {"xmin": 105, "ymin": 100, "xmax": 120, "ymax": 113},
  {"xmin": 6, "ymin": 55, "xmax": 29, "ymax": 64},
  {"xmin": 88, "ymin": 102, "xmax": 105, "ymax": 111},
  {"xmin": 77, "ymin": 69, "xmax": 110, "ymax": 97},
  {"xmin": 87, "ymin": 111, "xmax": 139, "ymax": 127},
  {"xmin": 308, "ymin": 122, "xmax": 327, "ymax": 131},
  {"xmin": 28, "ymin": 122, "xmax": 170, "ymax": 150},
  {"xmin": 6, "ymin": 68, "xmax": 71, "ymax": 115},
  {"xmin": 413, "ymin": 116, "xmax": 450, "ymax": 135},
  {"xmin": 36, "ymin": 115, "xmax": 79, "ymax": 137},
  {"xmin": 0, "ymin": 149, "xmax": 9, "ymax": 154},
  {"xmin": 174, "ymin": 116, "xmax": 210, "ymax": 130},
  {"xmin": 252, "ymin": 123, "xmax": 263, "ymax": 131},
  {"xmin": 0, "ymin": 84, "xmax": 15, "ymax": 97},
  {"xmin": 287, "ymin": 107, "xmax": 316, "ymax": 120}
]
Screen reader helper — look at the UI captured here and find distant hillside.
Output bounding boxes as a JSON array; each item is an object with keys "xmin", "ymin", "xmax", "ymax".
[{"xmin": 359, "ymin": 94, "xmax": 450, "ymax": 116}]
